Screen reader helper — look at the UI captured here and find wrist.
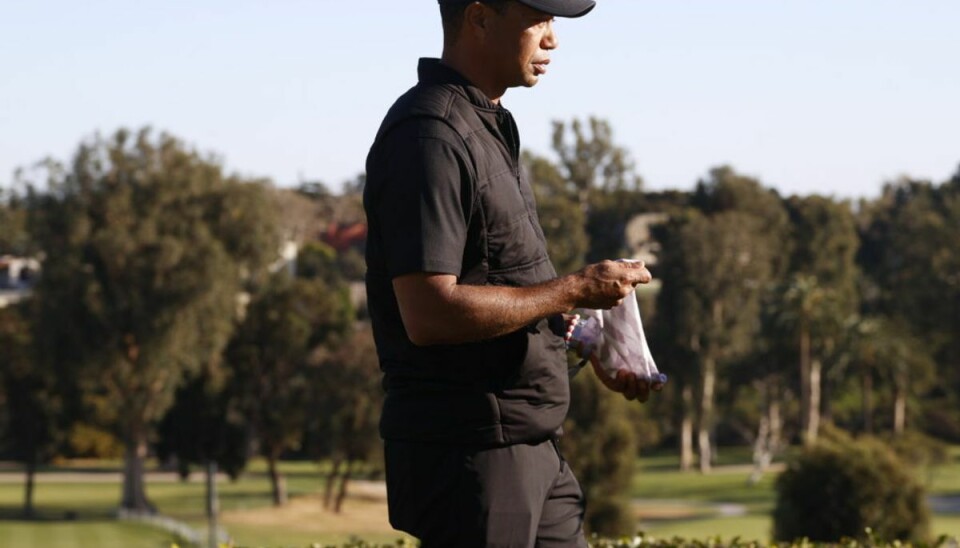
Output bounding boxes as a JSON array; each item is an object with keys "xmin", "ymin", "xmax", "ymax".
[{"xmin": 555, "ymin": 273, "xmax": 583, "ymax": 311}]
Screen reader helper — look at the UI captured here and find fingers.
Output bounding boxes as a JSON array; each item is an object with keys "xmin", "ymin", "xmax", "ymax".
[
  {"xmin": 563, "ymin": 314, "xmax": 579, "ymax": 347},
  {"xmin": 616, "ymin": 370, "xmax": 637, "ymax": 400},
  {"xmin": 606, "ymin": 370, "xmax": 659, "ymax": 403},
  {"xmin": 575, "ymin": 260, "xmax": 655, "ymax": 310},
  {"xmin": 637, "ymin": 378, "xmax": 651, "ymax": 402},
  {"xmin": 612, "ymin": 371, "xmax": 650, "ymax": 402},
  {"xmin": 623, "ymin": 261, "xmax": 652, "ymax": 286},
  {"xmin": 611, "ymin": 260, "xmax": 652, "ymax": 288}
]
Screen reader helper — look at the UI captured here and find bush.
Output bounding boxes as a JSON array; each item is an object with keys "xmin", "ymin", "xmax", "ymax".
[
  {"xmin": 65, "ymin": 423, "xmax": 124, "ymax": 459},
  {"xmin": 213, "ymin": 533, "xmax": 960, "ymax": 548},
  {"xmin": 884, "ymin": 430, "xmax": 950, "ymax": 471},
  {"xmin": 773, "ymin": 433, "xmax": 930, "ymax": 543},
  {"xmin": 562, "ymin": 368, "xmax": 638, "ymax": 537}
]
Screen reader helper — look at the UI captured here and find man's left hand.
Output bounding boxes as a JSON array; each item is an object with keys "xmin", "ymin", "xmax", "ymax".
[{"xmin": 590, "ymin": 360, "xmax": 664, "ymax": 402}]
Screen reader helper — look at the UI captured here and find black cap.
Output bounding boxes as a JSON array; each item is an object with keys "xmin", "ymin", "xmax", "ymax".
[{"xmin": 438, "ymin": 0, "xmax": 596, "ymax": 18}]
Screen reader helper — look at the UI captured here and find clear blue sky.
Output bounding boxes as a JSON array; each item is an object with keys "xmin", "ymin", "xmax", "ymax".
[{"xmin": 2, "ymin": 1, "xmax": 958, "ymax": 199}]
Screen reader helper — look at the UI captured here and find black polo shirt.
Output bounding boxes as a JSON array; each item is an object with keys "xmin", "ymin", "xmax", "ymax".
[{"xmin": 364, "ymin": 59, "xmax": 569, "ymax": 446}]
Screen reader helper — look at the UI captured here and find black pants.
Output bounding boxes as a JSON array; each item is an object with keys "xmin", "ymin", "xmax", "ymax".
[{"xmin": 384, "ymin": 439, "xmax": 588, "ymax": 548}]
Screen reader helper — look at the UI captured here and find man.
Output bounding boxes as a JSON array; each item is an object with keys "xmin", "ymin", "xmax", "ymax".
[{"xmin": 363, "ymin": 1, "xmax": 661, "ymax": 545}]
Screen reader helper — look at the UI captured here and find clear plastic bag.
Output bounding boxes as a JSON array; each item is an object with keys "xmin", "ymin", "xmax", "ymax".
[{"xmin": 568, "ymin": 288, "xmax": 667, "ymax": 384}]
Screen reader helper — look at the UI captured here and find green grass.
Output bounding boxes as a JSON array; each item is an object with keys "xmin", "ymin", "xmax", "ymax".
[
  {"xmin": 0, "ymin": 461, "xmax": 369, "ymax": 546},
  {"xmin": 629, "ymin": 445, "xmax": 960, "ymax": 540},
  {"xmin": 0, "ymin": 473, "xmax": 325, "ymax": 521},
  {"xmin": 640, "ymin": 515, "xmax": 774, "ymax": 542},
  {"xmin": 924, "ymin": 446, "xmax": 960, "ymax": 496},
  {"xmin": 0, "ymin": 520, "xmax": 174, "ymax": 548},
  {"xmin": 1, "ymin": 447, "xmax": 958, "ymax": 547},
  {"xmin": 223, "ymin": 525, "xmax": 408, "ymax": 548},
  {"xmin": 633, "ymin": 466, "xmax": 777, "ymax": 509},
  {"xmin": 931, "ymin": 515, "xmax": 960, "ymax": 537}
]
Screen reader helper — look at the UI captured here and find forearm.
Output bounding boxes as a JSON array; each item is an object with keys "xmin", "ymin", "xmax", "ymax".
[
  {"xmin": 394, "ymin": 260, "xmax": 650, "ymax": 346},
  {"xmin": 397, "ymin": 276, "xmax": 580, "ymax": 346}
]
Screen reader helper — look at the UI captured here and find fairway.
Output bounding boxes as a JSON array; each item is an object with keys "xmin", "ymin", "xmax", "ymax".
[
  {"xmin": 0, "ymin": 450, "xmax": 958, "ymax": 546},
  {"xmin": 0, "ymin": 462, "xmax": 408, "ymax": 547},
  {"xmin": 0, "ymin": 521, "xmax": 171, "ymax": 548},
  {"xmin": 629, "ymin": 446, "xmax": 960, "ymax": 539}
]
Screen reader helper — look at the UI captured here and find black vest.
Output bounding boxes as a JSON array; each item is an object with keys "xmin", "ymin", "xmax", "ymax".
[{"xmin": 364, "ymin": 59, "xmax": 569, "ymax": 446}]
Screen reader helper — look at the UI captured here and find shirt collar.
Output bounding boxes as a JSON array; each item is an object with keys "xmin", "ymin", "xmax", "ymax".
[{"xmin": 417, "ymin": 58, "xmax": 500, "ymax": 112}]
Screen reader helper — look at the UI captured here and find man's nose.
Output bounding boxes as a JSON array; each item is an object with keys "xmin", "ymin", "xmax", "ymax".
[{"xmin": 542, "ymin": 21, "xmax": 558, "ymax": 50}]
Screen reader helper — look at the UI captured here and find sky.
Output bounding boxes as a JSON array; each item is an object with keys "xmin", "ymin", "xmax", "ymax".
[{"xmin": 2, "ymin": 1, "xmax": 958, "ymax": 200}]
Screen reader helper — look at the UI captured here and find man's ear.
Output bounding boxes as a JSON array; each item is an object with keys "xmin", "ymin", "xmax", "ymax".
[{"xmin": 463, "ymin": 2, "xmax": 493, "ymax": 38}]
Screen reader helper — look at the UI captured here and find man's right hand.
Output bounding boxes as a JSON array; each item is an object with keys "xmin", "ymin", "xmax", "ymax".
[{"xmin": 570, "ymin": 260, "xmax": 652, "ymax": 310}]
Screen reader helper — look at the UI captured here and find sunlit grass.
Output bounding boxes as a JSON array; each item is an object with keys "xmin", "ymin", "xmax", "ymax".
[
  {"xmin": 639, "ymin": 514, "xmax": 773, "ymax": 542},
  {"xmin": 630, "ymin": 444, "xmax": 960, "ymax": 539},
  {"xmin": 0, "ymin": 520, "xmax": 173, "ymax": 548},
  {"xmin": 0, "ymin": 448, "xmax": 957, "ymax": 546}
]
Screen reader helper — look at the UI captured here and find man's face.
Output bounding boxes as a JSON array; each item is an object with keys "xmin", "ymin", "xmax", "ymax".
[{"xmin": 483, "ymin": 2, "xmax": 559, "ymax": 90}]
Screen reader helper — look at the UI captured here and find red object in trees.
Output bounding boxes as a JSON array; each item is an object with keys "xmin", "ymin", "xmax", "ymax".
[{"xmin": 321, "ymin": 223, "xmax": 368, "ymax": 252}]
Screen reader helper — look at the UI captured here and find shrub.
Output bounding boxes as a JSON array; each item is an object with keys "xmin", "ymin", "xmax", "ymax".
[
  {"xmin": 773, "ymin": 433, "xmax": 930, "ymax": 542},
  {"xmin": 884, "ymin": 430, "xmax": 950, "ymax": 471},
  {"xmin": 562, "ymin": 368, "xmax": 638, "ymax": 537},
  {"xmin": 65, "ymin": 423, "xmax": 124, "ymax": 459}
]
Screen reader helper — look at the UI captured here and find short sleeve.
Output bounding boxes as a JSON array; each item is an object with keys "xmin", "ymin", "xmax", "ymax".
[{"xmin": 374, "ymin": 121, "xmax": 475, "ymax": 279}]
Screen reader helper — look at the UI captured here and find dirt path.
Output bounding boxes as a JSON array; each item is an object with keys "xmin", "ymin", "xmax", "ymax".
[
  {"xmin": 220, "ymin": 480, "xmax": 396, "ymax": 536},
  {"xmin": 931, "ymin": 495, "xmax": 960, "ymax": 514},
  {"xmin": 0, "ymin": 471, "xmax": 222, "ymax": 484}
]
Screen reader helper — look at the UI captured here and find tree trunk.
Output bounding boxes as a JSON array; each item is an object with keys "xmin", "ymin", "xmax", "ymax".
[
  {"xmin": 804, "ymin": 358, "xmax": 821, "ymax": 446},
  {"xmin": 821, "ymin": 373, "xmax": 833, "ymax": 424},
  {"xmin": 893, "ymin": 375, "xmax": 907, "ymax": 436},
  {"xmin": 324, "ymin": 457, "xmax": 343, "ymax": 510},
  {"xmin": 749, "ymin": 414, "xmax": 770, "ymax": 485},
  {"xmin": 749, "ymin": 381, "xmax": 781, "ymax": 485},
  {"xmin": 698, "ymin": 356, "xmax": 716, "ymax": 474},
  {"xmin": 267, "ymin": 455, "xmax": 287, "ymax": 506},
  {"xmin": 121, "ymin": 432, "xmax": 156, "ymax": 513},
  {"xmin": 799, "ymin": 326, "xmax": 811, "ymax": 444},
  {"xmin": 769, "ymin": 397, "xmax": 783, "ymax": 456},
  {"xmin": 862, "ymin": 369, "xmax": 874, "ymax": 434},
  {"xmin": 206, "ymin": 460, "xmax": 220, "ymax": 548},
  {"xmin": 334, "ymin": 460, "xmax": 353, "ymax": 513},
  {"xmin": 23, "ymin": 459, "xmax": 36, "ymax": 519},
  {"xmin": 680, "ymin": 384, "xmax": 695, "ymax": 472}
]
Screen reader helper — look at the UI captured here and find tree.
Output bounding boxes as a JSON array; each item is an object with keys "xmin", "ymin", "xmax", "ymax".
[
  {"xmin": 550, "ymin": 117, "xmax": 645, "ymax": 263},
  {"xmin": 651, "ymin": 215, "xmax": 702, "ymax": 472},
  {"xmin": 0, "ymin": 304, "xmax": 63, "ymax": 518},
  {"xmin": 680, "ymin": 212, "xmax": 773, "ymax": 472},
  {"xmin": 858, "ymin": 176, "xmax": 960, "ymax": 440},
  {"xmin": 780, "ymin": 195, "xmax": 859, "ymax": 445},
  {"xmin": 227, "ymin": 273, "xmax": 352, "ymax": 506},
  {"xmin": 311, "ymin": 324, "xmax": 383, "ymax": 513},
  {"xmin": 23, "ymin": 128, "xmax": 281, "ymax": 512},
  {"xmin": 0, "ymin": 189, "xmax": 32, "ymax": 255},
  {"xmin": 524, "ymin": 151, "xmax": 588, "ymax": 275},
  {"xmin": 773, "ymin": 274, "xmax": 838, "ymax": 445},
  {"xmin": 551, "ymin": 117, "xmax": 641, "ymax": 205},
  {"xmin": 155, "ymin": 367, "xmax": 248, "ymax": 548},
  {"xmin": 656, "ymin": 168, "xmax": 786, "ymax": 472},
  {"xmin": 156, "ymin": 368, "xmax": 249, "ymax": 480},
  {"xmin": 840, "ymin": 317, "xmax": 935, "ymax": 436}
]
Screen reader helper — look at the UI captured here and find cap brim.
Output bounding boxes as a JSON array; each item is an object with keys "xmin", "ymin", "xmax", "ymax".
[{"xmin": 516, "ymin": 0, "xmax": 596, "ymax": 18}]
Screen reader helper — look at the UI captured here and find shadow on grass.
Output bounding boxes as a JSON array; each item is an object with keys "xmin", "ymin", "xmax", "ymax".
[
  {"xmin": 0, "ymin": 464, "xmax": 122, "ymax": 475},
  {"xmin": 0, "ymin": 506, "xmax": 115, "ymax": 522}
]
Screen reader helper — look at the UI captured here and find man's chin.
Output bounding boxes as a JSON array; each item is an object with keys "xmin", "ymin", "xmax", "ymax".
[{"xmin": 505, "ymin": 74, "xmax": 540, "ymax": 90}]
